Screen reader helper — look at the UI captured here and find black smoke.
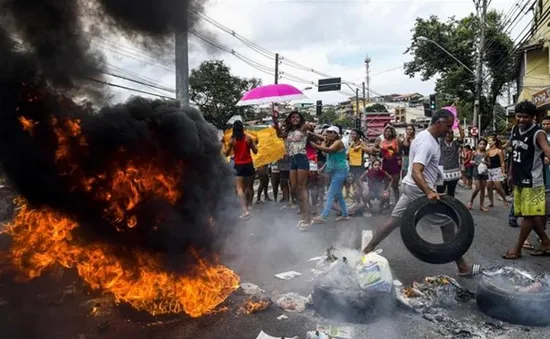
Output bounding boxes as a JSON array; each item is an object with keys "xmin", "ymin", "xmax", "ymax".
[{"xmin": 0, "ymin": 0, "xmax": 238, "ymax": 273}]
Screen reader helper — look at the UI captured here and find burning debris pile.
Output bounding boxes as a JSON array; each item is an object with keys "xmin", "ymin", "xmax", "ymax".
[
  {"xmin": 0, "ymin": 0, "xmax": 241, "ymax": 317},
  {"xmin": 398, "ymin": 276, "xmax": 474, "ymax": 311}
]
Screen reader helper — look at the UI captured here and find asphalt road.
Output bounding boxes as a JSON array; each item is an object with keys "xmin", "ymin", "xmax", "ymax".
[{"xmin": 0, "ymin": 185, "xmax": 549, "ymax": 338}]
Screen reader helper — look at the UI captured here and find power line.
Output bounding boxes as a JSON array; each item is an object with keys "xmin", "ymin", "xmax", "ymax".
[
  {"xmin": 83, "ymin": 77, "xmax": 175, "ymax": 100},
  {"xmin": 194, "ymin": 10, "xmax": 383, "ymax": 96}
]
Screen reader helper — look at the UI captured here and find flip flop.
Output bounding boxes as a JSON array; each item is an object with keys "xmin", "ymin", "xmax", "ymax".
[
  {"xmin": 530, "ymin": 249, "xmax": 550, "ymax": 256},
  {"xmin": 458, "ymin": 264, "xmax": 481, "ymax": 277},
  {"xmin": 297, "ymin": 220, "xmax": 313, "ymax": 231},
  {"xmin": 502, "ymin": 252, "xmax": 521, "ymax": 260},
  {"xmin": 312, "ymin": 217, "xmax": 326, "ymax": 224},
  {"xmin": 522, "ymin": 242, "xmax": 536, "ymax": 250}
]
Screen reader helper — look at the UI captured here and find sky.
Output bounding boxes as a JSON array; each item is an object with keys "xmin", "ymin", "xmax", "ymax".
[{"xmin": 100, "ymin": 0, "xmax": 533, "ymax": 105}]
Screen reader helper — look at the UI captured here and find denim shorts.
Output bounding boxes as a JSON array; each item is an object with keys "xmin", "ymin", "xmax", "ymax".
[{"xmin": 290, "ymin": 153, "xmax": 309, "ymax": 171}]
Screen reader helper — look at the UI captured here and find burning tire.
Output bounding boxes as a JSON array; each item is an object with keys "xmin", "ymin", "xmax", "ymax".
[
  {"xmin": 400, "ymin": 195, "xmax": 475, "ymax": 264},
  {"xmin": 476, "ymin": 274, "xmax": 550, "ymax": 326},
  {"xmin": 312, "ymin": 274, "xmax": 396, "ymax": 323}
]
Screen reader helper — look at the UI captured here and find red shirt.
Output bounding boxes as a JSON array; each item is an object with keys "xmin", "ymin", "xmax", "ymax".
[
  {"xmin": 306, "ymin": 143, "xmax": 317, "ymax": 162},
  {"xmin": 366, "ymin": 168, "xmax": 386, "ymax": 189},
  {"xmin": 233, "ymin": 138, "xmax": 253, "ymax": 165}
]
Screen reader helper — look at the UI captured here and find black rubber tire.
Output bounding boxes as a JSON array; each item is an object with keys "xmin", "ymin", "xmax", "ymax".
[
  {"xmin": 400, "ymin": 195, "xmax": 475, "ymax": 264},
  {"xmin": 312, "ymin": 280, "xmax": 396, "ymax": 324},
  {"xmin": 476, "ymin": 276, "xmax": 550, "ymax": 326}
]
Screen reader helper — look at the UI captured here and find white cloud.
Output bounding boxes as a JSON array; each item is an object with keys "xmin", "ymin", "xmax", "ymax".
[{"xmin": 100, "ymin": 0, "xmax": 530, "ymax": 105}]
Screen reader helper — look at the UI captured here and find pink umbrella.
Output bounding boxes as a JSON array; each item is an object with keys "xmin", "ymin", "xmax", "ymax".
[
  {"xmin": 236, "ymin": 84, "xmax": 308, "ymax": 106},
  {"xmin": 442, "ymin": 106, "xmax": 459, "ymax": 129}
]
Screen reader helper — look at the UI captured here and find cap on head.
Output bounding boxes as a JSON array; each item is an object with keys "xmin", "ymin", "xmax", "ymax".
[{"xmin": 326, "ymin": 126, "xmax": 340, "ymax": 135}]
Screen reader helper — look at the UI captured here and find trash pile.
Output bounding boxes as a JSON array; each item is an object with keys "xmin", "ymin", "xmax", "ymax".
[
  {"xmin": 396, "ymin": 275, "xmax": 509, "ymax": 338},
  {"xmin": 397, "ymin": 275, "xmax": 474, "ymax": 311},
  {"xmin": 482, "ymin": 266, "xmax": 550, "ymax": 293},
  {"xmin": 306, "ymin": 323, "xmax": 356, "ymax": 339}
]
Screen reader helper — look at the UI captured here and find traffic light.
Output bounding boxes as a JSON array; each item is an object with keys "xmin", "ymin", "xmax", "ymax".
[
  {"xmin": 316, "ymin": 100, "xmax": 322, "ymax": 115},
  {"xmin": 423, "ymin": 102, "xmax": 432, "ymax": 117},
  {"xmin": 355, "ymin": 118, "xmax": 361, "ymax": 129},
  {"xmin": 429, "ymin": 94, "xmax": 436, "ymax": 110}
]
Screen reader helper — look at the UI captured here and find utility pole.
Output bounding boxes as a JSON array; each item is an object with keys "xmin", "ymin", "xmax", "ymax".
[
  {"xmin": 507, "ymin": 82, "xmax": 511, "ymax": 105},
  {"xmin": 274, "ymin": 53, "xmax": 279, "ymax": 84},
  {"xmin": 355, "ymin": 88, "xmax": 360, "ymax": 118},
  {"xmin": 364, "ymin": 55, "xmax": 371, "ymax": 101},
  {"xmin": 473, "ymin": 0, "xmax": 487, "ymax": 142},
  {"xmin": 175, "ymin": 29, "xmax": 190, "ymax": 106}
]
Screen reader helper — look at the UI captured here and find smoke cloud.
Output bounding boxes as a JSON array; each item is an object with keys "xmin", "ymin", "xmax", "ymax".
[{"xmin": 0, "ymin": 0, "xmax": 239, "ymax": 273}]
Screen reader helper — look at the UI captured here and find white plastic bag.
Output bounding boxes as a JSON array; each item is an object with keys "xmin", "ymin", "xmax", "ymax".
[
  {"xmin": 477, "ymin": 162, "xmax": 488, "ymax": 175},
  {"xmin": 356, "ymin": 250, "xmax": 393, "ymax": 292}
]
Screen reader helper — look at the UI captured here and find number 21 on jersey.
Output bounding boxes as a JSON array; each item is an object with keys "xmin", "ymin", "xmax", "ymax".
[{"xmin": 513, "ymin": 150, "xmax": 521, "ymax": 163}]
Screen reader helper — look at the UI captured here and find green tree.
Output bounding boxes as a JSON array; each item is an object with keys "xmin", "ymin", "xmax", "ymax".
[
  {"xmin": 364, "ymin": 103, "xmax": 388, "ymax": 113},
  {"xmin": 189, "ymin": 60, "xmax": 261, "ymax": 129},
  {"xmin": 334, "ymin": 116, "xmax": 355, "ymax": 128},
  {"xmin": 318, "ymin": 107, "xmax": 338, "ymax": 125},
  {"xmin": 404, "ymin": 11, "xmax": 516, "ymax": 131}
]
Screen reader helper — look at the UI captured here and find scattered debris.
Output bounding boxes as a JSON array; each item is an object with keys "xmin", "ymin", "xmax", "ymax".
[
  {"xmin": 239, "ymin": 295, "xmax": 271, "ymax": 314},
  {"xmin": 256, "ymin": 330, "xmax": 298, "ymax": 339},
  {"xmin": 316, "ymin": 324, "xmax": 354, "ymax": 338},
  {"xmin": 274, "ymin": 271, "xmax": 302, "ymax": 280},
  {"xmin": 237, "ymin": 282, "xmax": 265, "ymax": 295},
  {"xmin": 397, "ymin": 275, "xmax": 508, "ymax": 338},
  {"xmin": 419, "ymin": 307, "xmax": 507, "ymax": 338},
  {"xmin": 397, "ymin": 275, "xmax": 474, "ymax": 311},
  {"xmin": 277, "ymin": 314, "xmax": 288, "ymax": 320},
  {"xmin": 307, "ymin": 255, "xmax": 326, "ymax": 262},
  {"xmin": 274, "ymin": 292, "xmax": 312, "ymax": 313}
]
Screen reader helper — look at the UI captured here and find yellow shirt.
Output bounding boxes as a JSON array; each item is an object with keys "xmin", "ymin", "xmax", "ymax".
[{"xmin": 348, "ymin": 146, "xmax": 363, "ymax": 166}]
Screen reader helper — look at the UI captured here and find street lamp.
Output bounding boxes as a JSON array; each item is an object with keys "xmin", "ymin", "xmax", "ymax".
[{"xmin": 416, "ymin": 36, "xmax": 475, "ymax": 75}]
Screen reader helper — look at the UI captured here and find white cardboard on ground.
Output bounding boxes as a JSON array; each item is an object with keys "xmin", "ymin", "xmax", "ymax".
[{"xmin": 274, "ymin": 271, "xmax": 302, "ymax": 280}]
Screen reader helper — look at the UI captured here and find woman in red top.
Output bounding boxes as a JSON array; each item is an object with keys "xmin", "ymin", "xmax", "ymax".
[
  {"xmin": 225, "ymin": 120, "xmax": 257, "ymax": 219},
  {"xmin": 375, "ymin": 126, "xmax": 400, "ymax": 203}
]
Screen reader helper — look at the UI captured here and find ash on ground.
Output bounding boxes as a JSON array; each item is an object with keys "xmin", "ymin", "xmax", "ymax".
[
  {"xmin": 397, "ymin": 276, "xmax": 509, "ymax": 338},
  {"xmin": 398, "ymin": 276, "xmax": 474, "ymax": 311},
  {"xmin": 482, "ymin": 266, "xmax": 550, "ymax": 293}
]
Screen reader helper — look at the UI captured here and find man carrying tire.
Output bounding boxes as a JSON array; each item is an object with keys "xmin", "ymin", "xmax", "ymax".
[
  {"xmin": 503, "ymin": 101, "xmax": 550, "ymax": 259},
  {"xmin": 362, "ymin": 109, "xmax": 480, "ymax": 277}
]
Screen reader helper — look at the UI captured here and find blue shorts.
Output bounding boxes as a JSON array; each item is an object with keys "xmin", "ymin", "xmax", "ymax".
[{"xmin": 290, "ymin": 154, "xmax": 309, "ymax": 171}]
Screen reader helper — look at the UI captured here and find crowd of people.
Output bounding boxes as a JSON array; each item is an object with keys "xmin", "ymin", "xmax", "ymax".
[{"xmin": 223, "ymin": 99, "xmax": 550, "ymax": 272}]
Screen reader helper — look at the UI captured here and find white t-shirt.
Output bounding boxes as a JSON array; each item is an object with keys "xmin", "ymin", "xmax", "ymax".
[{"xmin": 402, "ymin": 130, "xmax": 441, "ymax": 189}]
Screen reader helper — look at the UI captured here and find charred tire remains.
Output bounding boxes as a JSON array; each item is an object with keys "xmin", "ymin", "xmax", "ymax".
[
  {"xmin": 312, "ymin": 276, "xmax": 396, "ymax": 323},
  {"xmin": 400, "ymin": 195, "xmax": 475, "ymax": 264},
  {"xmin": 476, "ymin": 277, "xmax": 550, "ymax": 326}
]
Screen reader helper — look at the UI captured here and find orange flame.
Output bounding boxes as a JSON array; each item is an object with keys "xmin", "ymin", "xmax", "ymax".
[
  {"xmin": 239, "ymin": 296, "xmax": 271, "ymax": 314},
  {"xmin": 2, "ymin": 116, "xmax": 240, "ymax": 317}
]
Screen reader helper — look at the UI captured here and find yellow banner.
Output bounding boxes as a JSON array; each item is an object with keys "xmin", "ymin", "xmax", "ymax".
[{"xmin": 223, "ymin": 127, "xmax": 285, "ymax": 168}]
